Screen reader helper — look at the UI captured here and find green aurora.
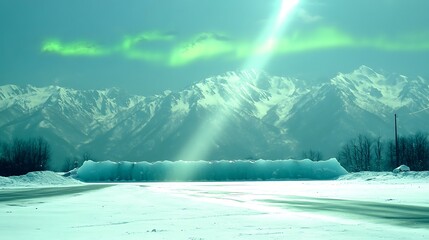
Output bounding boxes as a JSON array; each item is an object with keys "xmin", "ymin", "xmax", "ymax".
[
  {"xmin": 42, "ymin": 40, "xmax": 109, "ymax": 56},
  {"xmin": 41, "ymin": 27, "xmax": 429, "ymax": 67},
  {"xmin": 3, "ymin": 0, "xmax": 429, "ymax": 95}
]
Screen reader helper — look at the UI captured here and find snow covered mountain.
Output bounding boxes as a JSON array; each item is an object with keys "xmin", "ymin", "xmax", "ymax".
[
  {"xmin": 284, "ymin": 66, "xmax": 429, "ymax": 156},
  {"xmin": 1, "ymin": 66, "xmax": 428, "ymax": 169}
]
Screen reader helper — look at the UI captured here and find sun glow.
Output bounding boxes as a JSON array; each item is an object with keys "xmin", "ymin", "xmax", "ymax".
[
  {"xmin": 246, "ymin": 0, "xmax": 299, "ymax": 69},
  {"xmin": 176, "ymin": 0, "xmax": 300, "ymax": 165}
]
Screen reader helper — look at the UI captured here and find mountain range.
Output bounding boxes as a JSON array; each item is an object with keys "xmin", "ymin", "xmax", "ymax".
[{"xmin": 1, "ymin": 66, "xmax": 428, "ymax": 170}]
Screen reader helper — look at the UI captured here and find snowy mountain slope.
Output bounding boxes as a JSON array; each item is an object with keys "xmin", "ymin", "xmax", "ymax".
[
  {"xmin": 1, "ymin": 66, "xmax": 428, "ymax": 169},
  {"xmin": 0, "ymin": 85, "xmax": 145, "ymax": 163},
  {"xmin": 285, "ymin": 66, "xmax": 429, "ymax": 155},
  {"xmin": 88, "ymin": 70, "xmax": 300, "ymax": 161}
]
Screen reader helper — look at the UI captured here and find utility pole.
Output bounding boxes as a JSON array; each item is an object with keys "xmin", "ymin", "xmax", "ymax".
[{"xmin": 394, "ymin": 113, "xmax": 399, "ymax": 166}]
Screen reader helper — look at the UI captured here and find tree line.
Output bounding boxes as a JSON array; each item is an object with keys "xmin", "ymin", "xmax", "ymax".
[
  {"xmin": 337, "ymin": 132, "xmax": 429, "ymax": 172},
  {"xmin": 0, "ymin": 137, "xmax": 50, "ymax": 176},
  {"xmin": 1, "ymin": 133, "xmax": 428, "ymax": 177}
]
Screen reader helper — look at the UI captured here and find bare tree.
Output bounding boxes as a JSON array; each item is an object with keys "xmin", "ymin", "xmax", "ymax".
[
  {"xmin": 339, "ymin": 138, "xmax": 359, "ymax": 172},
  {"xmin": 358, "ymin": 135, "xmax": 372, "ymax": 171},
  {"xmin": 0, "ymin": 137, "xmax": 50, "ymax": 176},
  {"xmin": 302, "ymin": 149, "xmax": 323, "ymax": 161},
  {"xmin": 373, "ymin": 136, "xmax": 383, "ymax": 171},
  {"xmin": 385, "ymin": 140, "xmax": 396, "ymax": 170},
  {"xmin": 413, "ymin": 132, "xmax": 429, "ymax": 171},
  {"xmin": 62, "ymin": 157, "xmax": 79, "ymax": 172},
  {"xmin": 338, "ymin": 134, "xmax": 373, "ymax": 172},
  {"xmin": 82, "ymin": 151, "xmax": 97, "ymax": 162}
]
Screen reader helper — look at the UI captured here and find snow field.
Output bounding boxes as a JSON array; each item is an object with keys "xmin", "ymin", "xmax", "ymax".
[{"xmin": 1, "ymin": 180, "xmax": 428, "ymax": 240}]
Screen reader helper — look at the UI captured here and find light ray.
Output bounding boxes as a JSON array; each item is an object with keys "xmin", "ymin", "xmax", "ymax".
[
  {"xmin": 246, "ymin": 0, "xmax": 299, "ymax": 69},
  {"xmin": 176, "ymin": 0, "xmax": 300, "ymax": 164}
]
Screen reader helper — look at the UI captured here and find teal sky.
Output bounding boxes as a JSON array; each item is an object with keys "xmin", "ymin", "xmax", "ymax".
[{"xmin": 1, "ymin": 0, "xmax": 429, "ymax": 95}]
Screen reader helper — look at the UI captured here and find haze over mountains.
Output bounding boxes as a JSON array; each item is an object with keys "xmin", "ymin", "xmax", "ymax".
[{"xmin": 1, "ymin": 66, "xmax": 428, "ymax": 169}]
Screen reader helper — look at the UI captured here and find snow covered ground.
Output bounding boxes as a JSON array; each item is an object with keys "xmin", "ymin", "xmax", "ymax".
[{"xmin": 1, "ymin": 170, "xmax": 428, "ymax": 240}]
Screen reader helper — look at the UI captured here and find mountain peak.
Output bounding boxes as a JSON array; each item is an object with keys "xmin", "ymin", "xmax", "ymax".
[
  {"xmin": 353, "ymin": 65, "xmax": 380, "ymax": 78},
  {"xmin": 203, "ymin": 69, "xmax": 263, "ymax": 85},
  {"xmin": 0, "ymin": 84, "xmax": 21, "ymax": 96},
  {"xmin": 332, "ymin": 65, "xmax": 384, "ymax": 86}
]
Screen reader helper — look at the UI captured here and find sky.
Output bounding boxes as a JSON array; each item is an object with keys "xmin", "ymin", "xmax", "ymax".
[{"xmin": 1, "ymin": 0, "xmax": 429, "ymax": 95}]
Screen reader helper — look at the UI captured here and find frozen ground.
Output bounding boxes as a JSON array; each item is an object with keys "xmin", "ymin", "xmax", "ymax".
[{"xmin": 0, "ymin": 171, "xmax": 428, "ymax": 240}]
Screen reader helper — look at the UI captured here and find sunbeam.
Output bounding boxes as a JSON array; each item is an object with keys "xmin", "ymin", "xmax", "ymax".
[
  {"xmin": 176, "ymin": 0, "xmax": 300, "ymax": 167},
  {"xmin": 246, "ymin": 0, "xmax": 299, "ymax": 69}
]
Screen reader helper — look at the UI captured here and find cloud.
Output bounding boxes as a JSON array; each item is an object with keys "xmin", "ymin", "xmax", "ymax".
[
  {"xmin": 168, "ymin": 33, "xmax": 235, "ymax": 66},
  {"xmin": 119, "ymin": 31, "xmax": 174, "ymax": 62},
  {"xmin": 120, "ymin": 31, "xmax": 175, "ymax": 50},
  {"xmin": 41, "ymin": 28, "xmax": 429, "ymax": 66}
]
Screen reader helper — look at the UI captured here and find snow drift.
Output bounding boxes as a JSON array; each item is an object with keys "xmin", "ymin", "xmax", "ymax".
[
  {"xmin": 0, "ymin": 171, "xmax": 82, "ymax": 187},
  {"xmin": 393, "ymin": 165, "xmax": 411, "ymax": 173},
  {"xmin": 338, "ymin": 170, "xmax": 429, "ymax": 182},
  {"xmin": 75, "ymin": 158, "xmax": 348, "ymax": 182}
]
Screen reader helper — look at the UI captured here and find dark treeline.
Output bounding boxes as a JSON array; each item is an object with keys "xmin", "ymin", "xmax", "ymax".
[
  {"xmin": 0, "ymin": 137, "xmax": 50, "ymax": 176},
  {"xmin": 338, "ymin": 132, "xmax": 429, "ymax": 172}
]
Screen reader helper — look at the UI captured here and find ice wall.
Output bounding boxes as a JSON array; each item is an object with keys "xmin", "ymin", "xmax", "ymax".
[{"xmin": 75, "ymin": 159, "xmax": 348, "ymax": 182}]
